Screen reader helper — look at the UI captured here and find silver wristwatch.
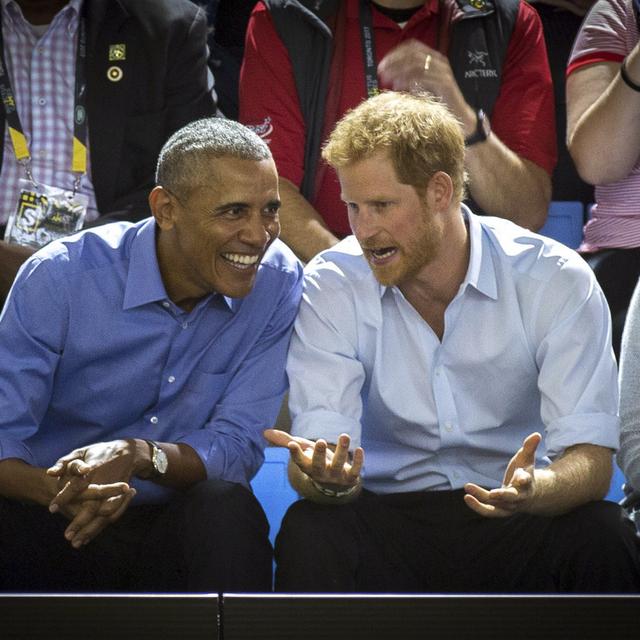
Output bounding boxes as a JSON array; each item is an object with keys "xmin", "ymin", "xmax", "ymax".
[{"xmin": 145, "ymin": 439, "xmax": 168, "ymax": 477}]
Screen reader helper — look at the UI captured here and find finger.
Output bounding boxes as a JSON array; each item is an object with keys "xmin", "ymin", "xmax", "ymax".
[
  {"xmin": 463, "ymin": 482, "xmax": 492, "ymax": 502},
  {"xmin": 348, "ymin": 447, "xmax": 365, "ymax": 480},
  {"xmin": 49, "ymin": 475, "xmax": 91, "ymax": 512},
  {"xmin": 310, "ymin": 439, "xmax": 329, "ymax": 477},
  {"xmin": 463, "ymin": 493, "xmax": 511, "ymax": 518},
  {"xmin": 329, "ymin": 434, "xmax": 351, "ymax": 473},
  {"xmin": 72, "ymin": 490, "xmax": 136, "ymax": 548},
  {"xmin": 46, "ymin": 448, "xmax": 86, "ymax": 476},
  {"xmin": 264, "ymin": 428, "xmax": 316, "ymax": 451},
  {"xmin": 510, "ymin": 468, "xmax": 533, "ymax": 489},
  {"xmin": 287, "ymin": 441, "xmax": 311, "ymax": 472},
  {"xmin": 78, "ymin": 482, "xmax": 131, "ymax": 502},
  {"xmin": 64, "ymin": 501, "xmax": 100, "ymax": 542},
  {"xmin": 263, "ymin": 429, "xmax": 294, "ymax": 448},
  {"xmin": 521, "ymin": 432, "xmax": 542, "ymax": 466},
  {"xmin": 96, "ymin": 488, "xmax": 136, "ymax": 519},
  {"xmin": 106, "ymin": 489, "xmax": 136, "ymax": 523}
]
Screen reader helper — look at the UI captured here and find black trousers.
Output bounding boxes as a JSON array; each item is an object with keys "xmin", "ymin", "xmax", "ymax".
[
  {"xmin": 275, "ymin": 490, "xmax": 640, "ymax": 593},
  {"xmin": 0, "ymin": 479, "xmax": 272, "ymax": 593}
]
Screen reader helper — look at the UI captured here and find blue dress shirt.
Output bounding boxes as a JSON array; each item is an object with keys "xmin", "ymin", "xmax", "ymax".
[
  {"xmin": 0, "ymin": 218, "xmax": 303, "ymax": 502},
  {"xmin": 287, "ymin": 207, "xmax": 619, "ymax": 494}
]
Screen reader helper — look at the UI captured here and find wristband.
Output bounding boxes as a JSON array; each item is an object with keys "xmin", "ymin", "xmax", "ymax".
[
  {"xmin": 311, "ymin": 478, "xmax": 360, "ymax": 498},
  {"xmin": 620, "ymin": 58, "xmax": 640, "ymax": 92}
]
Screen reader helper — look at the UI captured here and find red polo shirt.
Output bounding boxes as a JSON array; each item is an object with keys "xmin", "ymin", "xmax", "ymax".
[{"xmin": 240, "ymin": 0, "xmax": 556, "ymax": 237}]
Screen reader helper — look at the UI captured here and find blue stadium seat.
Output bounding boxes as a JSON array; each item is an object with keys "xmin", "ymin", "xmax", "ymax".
[
  {"xmin": 606, "ymin": 461, "xmax": 626, "ymax": 503},
  {"xmin": 251, "ymin": 447, "xmax": 299, "ymax": 545},
  {"xmin": 538, "ymin": 201, "xmax": 584, "ymax": 249}
]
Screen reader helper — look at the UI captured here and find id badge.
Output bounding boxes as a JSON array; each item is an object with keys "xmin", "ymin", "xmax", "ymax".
[{"xmin": 4, "ymin": 180, "xmax": 89, "ymax": 248}]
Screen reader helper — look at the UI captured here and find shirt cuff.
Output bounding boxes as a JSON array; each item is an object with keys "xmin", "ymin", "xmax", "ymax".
[
  {"xmin": 0, "ymin": 438, "xmax": 36, "ymax": 466},
  {"xmin": 545, "ymin": 413, "xmax": 620, "ymax": 459},
  {"xmin": 292, "ymin": 409, "xmax": 362, "ymax": 448}
]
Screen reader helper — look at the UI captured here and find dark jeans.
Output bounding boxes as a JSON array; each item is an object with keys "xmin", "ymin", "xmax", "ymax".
[
  {"xmin": 0, "ymin": 479, "xmax": 272, "ymax": 593},
  {"xmin": 275, "ymin": 490, "xmax": 640, "ymax": 593}
]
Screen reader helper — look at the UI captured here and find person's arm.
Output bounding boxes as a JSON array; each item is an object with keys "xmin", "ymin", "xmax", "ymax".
[
  {"xmin": 176, "ymin": 261, "xmax": 303, "ymax": 485},
  {"xmin": 377, "ymin": 3, "xmax": 554, "ymax": 230},
  {"xmin": 618, "ymin": 280, "xmax": 640, "ymax": 490},
  {"xmin": 567, "ymin": 45, "xmax": 640, "ymax": 185},
  {"xmin": 464, "ymin": 432, "xmax": 612, "ymax": 516},
  {"xmin": 277, "ymin": 178, "xmax": 340, "ymax": 262}
]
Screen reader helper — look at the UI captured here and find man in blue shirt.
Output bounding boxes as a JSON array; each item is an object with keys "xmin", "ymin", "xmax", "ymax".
[
  {"xmin": 266, "ymin": 92, "xmax": 640, "ymax": 592},
  {"xmin": 0, "ymin": 117, "xmax": 303, "ymax": 592}
]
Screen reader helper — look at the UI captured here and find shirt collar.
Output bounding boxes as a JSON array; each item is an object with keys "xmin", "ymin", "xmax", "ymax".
[
  {"xmin": 461, "ymin": 204, "xmax": 498, "ymax": 300},
  {"xmin": 123, "ymin": 219, "xmax": 172, "ymax": 310},
  {"xmin": 347, "ymin": 0, "xmax": 439, "ymax": 25},
  {"xmin": 2, "ymin": 0, "xmax": 82, "ymax": 33},
  {"xmin": 375, "ymin": 204, "xmax": 498, "ymax": 301},
  {"xmin": 123, "ymin": 218, "xmax": 234, "ymax": 312}
]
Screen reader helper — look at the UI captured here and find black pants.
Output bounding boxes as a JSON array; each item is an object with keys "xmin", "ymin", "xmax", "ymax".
[
  {"xmin": 0, "ymin": 479, "xmax": 272, "ymax": 593},
  {"xmin": 275, "ymin": 490, "xmax": 640, "ymax": 593}
]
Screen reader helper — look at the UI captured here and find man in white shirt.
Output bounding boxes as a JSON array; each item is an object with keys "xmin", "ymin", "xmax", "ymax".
[{"xmin": 266, "ymin": 91, "xmax": 640, "ymax": 593}]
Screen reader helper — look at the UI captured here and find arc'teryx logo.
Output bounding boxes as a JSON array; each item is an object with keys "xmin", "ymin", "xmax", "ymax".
[{"xmin": 464, "ymin": 50, "xmax": 497, "ymax": 78}]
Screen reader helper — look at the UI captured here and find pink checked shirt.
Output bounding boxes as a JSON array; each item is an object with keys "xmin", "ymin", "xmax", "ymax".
[{"xmin": 0, "ymin": 0, "xmax": 98, "ymax": 226}]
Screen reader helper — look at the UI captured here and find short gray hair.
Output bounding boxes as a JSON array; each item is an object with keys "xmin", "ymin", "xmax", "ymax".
[{"xmin": 156, "ymin": 117, "xmax": 272, "ymax": 197}]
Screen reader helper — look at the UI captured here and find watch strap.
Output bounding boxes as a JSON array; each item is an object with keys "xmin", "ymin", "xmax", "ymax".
[{"xmin": 464, "ymin": 109, "xmax": 489, "ymax": 147}]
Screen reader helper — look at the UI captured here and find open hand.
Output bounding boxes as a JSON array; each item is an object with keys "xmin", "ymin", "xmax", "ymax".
[
  {"xmin": 463, "ymin": 432, "xmax": 541, "ymax": 518},
  {"xmin": 264, "ymin": 428, "xmax": 364, "ymax": 490}
]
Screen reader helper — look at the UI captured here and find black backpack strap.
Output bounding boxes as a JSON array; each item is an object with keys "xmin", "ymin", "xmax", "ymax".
[
  {"xmin": 264, "ymin": 0, "xmax": 339, "ymax": 200},
  {"xmin": 448, "ymin": 0, "xmax": 520, "ymax": 116}
]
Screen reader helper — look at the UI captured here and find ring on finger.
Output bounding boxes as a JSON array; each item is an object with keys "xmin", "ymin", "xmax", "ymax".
[{"xmin": 424, "ymin": 54, "xmax": 432, "ymax": 71}]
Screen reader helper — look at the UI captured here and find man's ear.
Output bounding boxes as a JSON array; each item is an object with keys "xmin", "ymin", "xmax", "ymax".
[
  {"xmin": 426, "ymin": 171, "xmax": 454, "ymax": 212},
  {"xmin": 149, "ymin": 186, "xmax": 177, "ymax": 230}
]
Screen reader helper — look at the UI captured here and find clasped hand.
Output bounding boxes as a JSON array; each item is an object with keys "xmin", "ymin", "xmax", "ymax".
[
  {"xmin": 264, "ymin": 428, "xmax": 364, "ymax": 491},
  {"xmin": 464, "ymin": 432, "xmax": 542, "ymax": 518},
  {"xmin": 46, "ymin": 439, "xmax": 138, "ymax": 548}
]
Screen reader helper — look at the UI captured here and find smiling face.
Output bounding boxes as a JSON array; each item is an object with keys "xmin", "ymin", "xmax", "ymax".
[
  {"xmin": 339, "ymin": 152, "xmax": 444, "ymax": 288},
  {"xmin": 153, "ymin": 156, "xmax": 281, "ymax": 306}
]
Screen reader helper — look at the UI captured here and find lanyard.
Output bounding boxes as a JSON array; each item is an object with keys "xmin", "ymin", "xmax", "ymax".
[
  {"xmin": 0, "ymin": 7, "xmax": 88, "ymax": 190},
  {"xmin": 359, "ymin": 0, "xmax": 379, "ymax": 98}
]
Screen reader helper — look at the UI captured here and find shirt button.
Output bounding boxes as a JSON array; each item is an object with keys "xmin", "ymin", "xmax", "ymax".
[
  {"xmin": 181, "ymin": 322, "xmax": 188, "ymax": 330},
  {"xmin": 162, "ymin": 301, "xmax": 170, "ymax": 309},
  {"xmin": 150, "ymin": 416, "xmax": 158, "ymax": 425},
  {"xmin": 444, "ymin": 423, "xmax": 453, "ymax": 432},
  {"xmin": 38, "ymin": 97, "xmax": 46, "ymax": 106},
  {"xmin": 167, "ymin": 375, "xmax": 175, "ymax": 383}
]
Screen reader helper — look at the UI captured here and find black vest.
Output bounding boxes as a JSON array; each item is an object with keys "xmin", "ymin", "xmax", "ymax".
[{"xmin": 264, "ymin": 0, "xmax": 520, "ymax": 201}]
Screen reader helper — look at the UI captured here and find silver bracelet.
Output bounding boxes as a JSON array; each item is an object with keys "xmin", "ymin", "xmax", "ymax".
[{"xmin": 310, "ymin": 478, "xmax": 360, "ymax": 498}]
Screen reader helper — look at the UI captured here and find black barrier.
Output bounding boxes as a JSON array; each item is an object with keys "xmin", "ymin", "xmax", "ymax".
[
  {"xmin": 0, "ymin": 594, "xmax": 219, "ymax": 640},
  {"xmin": 222, "ymin": 594, "xmax": 640, "ymax": 640},
  {"xmin": 1, "ymin": 594, "xmax": 639, "ymax": 640}
]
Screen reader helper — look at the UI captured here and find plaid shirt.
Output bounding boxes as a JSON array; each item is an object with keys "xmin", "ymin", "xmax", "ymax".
[{"xmin": 0, "ymin": 0, "xmax": 98, "ymax": 226}]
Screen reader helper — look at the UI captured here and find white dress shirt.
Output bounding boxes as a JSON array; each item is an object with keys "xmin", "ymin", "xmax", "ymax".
[{"xmin": 288, "ymin": 207, "xmax": 619, "ymax": 494}]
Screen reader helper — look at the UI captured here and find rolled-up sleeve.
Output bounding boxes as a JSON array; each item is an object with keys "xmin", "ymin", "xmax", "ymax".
[
  {"xmin": 287, "ymin": 270, "xmax": 365, "ymax": 448},
  {"xmin": 0, "ymin": 259, "xmax": 67, "ymax": 464},
  {"xmin": 532, "ymin": 256, "xmax": 619, "ymax": 458}
]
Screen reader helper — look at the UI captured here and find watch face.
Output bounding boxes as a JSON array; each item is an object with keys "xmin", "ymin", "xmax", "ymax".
[{"xmin": 154, "ymin": 448, "xmax": 169, "ymax": 475}]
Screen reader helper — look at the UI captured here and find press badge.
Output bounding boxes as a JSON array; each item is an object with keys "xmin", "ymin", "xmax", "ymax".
[{"xmin": 3, "ymin": 180, "xmax": 88, "ymax": 248}]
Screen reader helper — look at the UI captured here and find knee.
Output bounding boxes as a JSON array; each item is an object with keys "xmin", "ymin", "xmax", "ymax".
[
  {"xmin": 182, "ymin": 479, "xmax": 268, "ymax": 532},
  {"xmin": 277, "ymin": 499, "xmax": 355, "ymax": 550},
  {"xmin": 557, "ymin": 500, "xmax": 637, "ymax": 550}
]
